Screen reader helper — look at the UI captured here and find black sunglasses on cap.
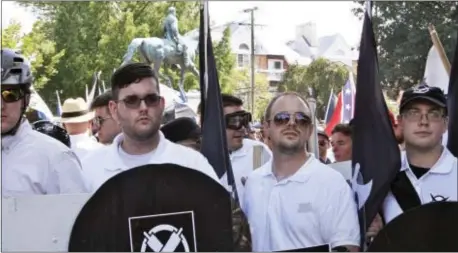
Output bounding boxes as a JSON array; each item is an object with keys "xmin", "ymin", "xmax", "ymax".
[
  {"xmin": 1, "ymin": 88, "xmax": 26, "ymax": 103},
  {"xmin": 225, "ymin": 111, "xmax": 252, "ymax": 130},
  {"xmin": 118, "ymin": 93, "xmax": 162, "ymax": 109},
  {"xmin": 269, "ymin": 111, "xmax": 312, "ymax": 127}
]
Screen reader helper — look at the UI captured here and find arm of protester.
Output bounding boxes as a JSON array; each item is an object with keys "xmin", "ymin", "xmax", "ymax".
[
  {"xmin": 50, "ymin": 150, "xmax": 89, "ymax": 194},
  {"xmin": 320, "ymin": 174, "xmax": 361, "ymax": 251},
  {"xmin": 366, "ymin": 213, "xmax": 383, "ymax": 239}
]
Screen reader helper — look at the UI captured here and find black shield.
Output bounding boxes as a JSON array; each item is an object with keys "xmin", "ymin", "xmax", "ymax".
[
  {"xmin": 369, "ymin": 201, "xmax": 458, "ymax": 252},
  {"xmin": 68, "ymin": 164, "xmax": 233, "ymax": 252}
]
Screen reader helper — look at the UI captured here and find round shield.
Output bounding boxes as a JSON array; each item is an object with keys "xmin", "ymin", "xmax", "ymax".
[
  {"xmin": 369, "ymin": 201, "xmax": 458, "ymax": 252},
  {"xmin": 68, "ymin": 164, "xmax": 234, "ymax": 252}
]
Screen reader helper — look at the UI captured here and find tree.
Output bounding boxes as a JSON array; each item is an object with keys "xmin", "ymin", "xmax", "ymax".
[
  {"xmin": 1, "ymin": 20, "xmax": 22, "ymax": 49},
  {"xmin": 233, "ymin": 69, "xmax": 271, "ymax": 120},
  {"xmin": 353, "ymin": 1, "xmax": 458, "ymax": 97},
  {"xmin": 280, "ymin": 58, "xmax": 350, "ymax": 119}
]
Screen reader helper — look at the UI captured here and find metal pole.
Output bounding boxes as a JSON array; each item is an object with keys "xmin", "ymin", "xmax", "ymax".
[{"xmin": 243, "ymin": 7, "xmax": 257, "ymax": 115}]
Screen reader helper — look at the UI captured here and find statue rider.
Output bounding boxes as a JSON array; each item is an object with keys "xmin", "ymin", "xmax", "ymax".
[{"xmin": 163, "ymin": 6, "xmax": 183, "ymax": 54}]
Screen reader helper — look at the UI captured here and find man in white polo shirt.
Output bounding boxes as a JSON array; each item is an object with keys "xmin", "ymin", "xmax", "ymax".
[
  {"xmin": 382, "ymin": 84, "xmax": 457, "ymax": 223},
  {"xmin": 243, "ymin": 92, "xmax": 360, "ymax": 252},
  {"xmin": 81, "ymin": 63, "xmax": 219, "ymax": 192}
]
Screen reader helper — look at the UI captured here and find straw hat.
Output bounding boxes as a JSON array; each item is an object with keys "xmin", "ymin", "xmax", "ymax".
[{"xmin": 60, "ymin": 97, "xmax": 95, "ymax": 123}]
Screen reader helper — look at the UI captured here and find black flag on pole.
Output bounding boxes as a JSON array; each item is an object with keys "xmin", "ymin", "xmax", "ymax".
[
  {"xmin": 351, "ymin": 3, "xmax": 401, "ymax": 248},
  {"xmin": 447, "ymin": 30, "xmax": 458, "ymax": 157},
  {"xmin": 198, "ymin": 2, "xmax": 237, "ymax": 199}
]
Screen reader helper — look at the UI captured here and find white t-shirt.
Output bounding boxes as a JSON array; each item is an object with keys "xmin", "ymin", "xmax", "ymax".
[
  {"xmin": 382, "ymin": 147, "xmax": 457, "ymax": 223},
  {"xmin": 81, "ymin": 131, "xmax": 220, "ymax": 192},
  {"xmin": 220, "ymin": 138, "xmax": 271, "ymax": 205},
  {"xmin": 243, "ymin": 155, "xmax": 360, "ymax": 251}
]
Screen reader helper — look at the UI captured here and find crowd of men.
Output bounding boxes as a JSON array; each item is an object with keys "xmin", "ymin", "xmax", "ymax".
[{"xmin": 2, "ymin": 48, "xmax": 457, "ymax": 252}]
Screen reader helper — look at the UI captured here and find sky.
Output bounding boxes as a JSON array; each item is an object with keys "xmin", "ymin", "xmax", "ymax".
[{"xmin": 2, "ymin": 1, "xmax": 364, "ymax": 46}]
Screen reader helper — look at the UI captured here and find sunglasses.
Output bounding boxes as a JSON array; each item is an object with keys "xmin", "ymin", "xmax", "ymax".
[
  {"xmin": 1, "ymin": 89, "xmax": 25, "ymax": 103},
  {"xmin": 118, "ymin": 94, "xmax": 162, "ymax": 109},
  {"xmin": 225, "ymin": 111, "xmax": 252, "ymax": 130},
  {"xmin": 270, "ymin": 111, "xmax": 311, "ymax": 127}
]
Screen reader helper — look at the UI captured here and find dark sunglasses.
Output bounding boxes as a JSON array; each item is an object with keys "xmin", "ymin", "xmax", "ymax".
[
  {"xmin": 1, "ymin": 89, "xmax": 25, "ymax": 103},
  {"xmin": 225, "ymin": 111, "xmax": 252, "ymax": 130},
  {"xmin": 118, "ymin": 94, "xmax": 161, "ymax": 109},
  {"xmin": 270, "ymin": 111, "xmax": 311, "ymax": 127}
]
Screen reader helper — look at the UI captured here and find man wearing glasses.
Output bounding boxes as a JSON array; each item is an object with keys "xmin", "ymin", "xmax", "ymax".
[
  {"xmin": 90, "ymin": 90, "xmax": 121, "ymax": 145},
  {"xmin": 1, "ymin": 48, "xmax": 87, "ymax": 196},
  {"xmin": 243, "ymin": 92, "xmax": 360, "ymax": 252},
  {"xmin": 80, "ymin": 63, "xmax": 219, "ymax": 192},
  {"xmin": 382, "ymin": 84, "xmax": 457, "ymax": 224}
]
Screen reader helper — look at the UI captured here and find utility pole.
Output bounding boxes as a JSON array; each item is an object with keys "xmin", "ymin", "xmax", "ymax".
[{"xmin": 242, "ymin": 7, "xmax": 258, "ymax": 115}]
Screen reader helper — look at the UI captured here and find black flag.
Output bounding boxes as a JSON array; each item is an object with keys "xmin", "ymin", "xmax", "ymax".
[
  {"xmin": 351, "ymin": 4, "xmax": 401, "ymax": 248},
  {"xmin": 198, "ymin": 3, "xmax": 237, "ymax": 199},
  {"xmin": 447, "ymin": 30, "xmax": 458, "ymax": 157}
]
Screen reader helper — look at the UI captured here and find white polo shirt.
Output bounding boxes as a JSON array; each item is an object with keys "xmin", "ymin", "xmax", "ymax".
[
  {"xmin": 220, "ymin": 138, "xmax": 271, "ymax": 205},
  {"xmin": 69, "ymin": 133, "xmax": 103, "ymax": 160},
  {"xmin": 81, "ymin": 131, "xmax": 220, "ymax": 192},
  {"xmin": 243, "ymin": 155, "xmax": 360, "ymax": 251},
  {"xmin": 382, "ymin": 147, "xmax": 457, "ymax": 223}
]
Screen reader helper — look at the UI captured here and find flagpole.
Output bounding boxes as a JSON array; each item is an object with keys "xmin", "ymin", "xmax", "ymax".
[
  {"xmin": 324, "ymin": 88, "xmax": 334, "ymax": 122},
  {"xmin": 203, "ymin": 0, "xmax": 209, "ymax": 100}
]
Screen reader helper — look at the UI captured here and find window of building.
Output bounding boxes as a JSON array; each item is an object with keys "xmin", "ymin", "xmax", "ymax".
[
  {"xmin": 239, "ymin": 44, "xmax": 249, "ymax": 50},
  {"xmin": 274, "ymin": 61, "xmax": 282, "ymax": 70},
  {"xmin": 237, "ymin": 54, "xmax": 250, "ymax": 68}
]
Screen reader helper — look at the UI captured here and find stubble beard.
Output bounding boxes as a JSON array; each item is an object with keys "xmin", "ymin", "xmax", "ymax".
[{"xmin": 277, "ymin": 139, "xmax": 305, "ymax": 155}]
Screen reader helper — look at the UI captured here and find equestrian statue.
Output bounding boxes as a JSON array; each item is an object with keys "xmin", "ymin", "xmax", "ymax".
[{"xmin": 121, "ymin": 6, "xmax": 199, "ymax": 90}]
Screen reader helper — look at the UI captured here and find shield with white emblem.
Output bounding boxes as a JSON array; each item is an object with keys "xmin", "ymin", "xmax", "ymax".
[
  {"xmin": 68, "ymin": 164, "xmax": 234, "ymax": 252},
  {"xmin": 369, "ymin": 201, "xmax": 458, "ymax": 251}
]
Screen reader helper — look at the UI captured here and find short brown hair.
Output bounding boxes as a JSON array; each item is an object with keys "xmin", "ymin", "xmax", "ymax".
[{"xmin": 331, "ymin": 123, "xmax": 352, "ymax": 137}]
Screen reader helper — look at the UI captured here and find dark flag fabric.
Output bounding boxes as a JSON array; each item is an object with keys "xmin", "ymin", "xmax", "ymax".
[
  {"xmin": 68, "ymin": 164, "xmax": 233, "ymax": 252},
  {"xmin": 197, "ymin": 5, "xmax": 251, "ymax": 251},
  {"xmin": 368, "ymin": 201, "xmax": 458, "ymax": 252},
  {"xmin": 198, "ymin": 3, "xmax": 236, "ymax": 192},
  {"xmin": 350, "ymin": 6, "xmax": 401, "ymax": 248},
  {"xmin": 447, "ymin": 31, "xmax": 458, "ymax": 157}
]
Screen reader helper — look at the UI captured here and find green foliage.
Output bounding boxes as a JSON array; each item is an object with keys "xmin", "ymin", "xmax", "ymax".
[
  {"xmin": 280, "ymin": 58, "xmax": 350, "ymax": 119},
  {"xmin": 1, "ymin": 20, "xmax": 22, "ymax": 48},
  {"xmin": 352, "ymin": 1, "xmax": 458, "ymax": 97},
  {"xmin": 233, "ymin": 68, "xmax": 272, "ymax": 120}
]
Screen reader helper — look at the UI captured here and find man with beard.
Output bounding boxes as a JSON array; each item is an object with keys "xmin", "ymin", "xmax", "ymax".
[
  {"xmin": 81, "ymin": 63, "xmax": 219, "ymax": 192},
  {"xmin": 243, "ymin": 92, "xmax": 359, "ymax": 252}
]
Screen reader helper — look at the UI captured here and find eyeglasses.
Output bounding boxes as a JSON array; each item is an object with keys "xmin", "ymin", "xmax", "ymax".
[
  {"xmin": 269, "ymin": 111, "xmax": 311, "ymax": 127},
  {"xmin": 118, "ymin": 94, "xmax": 162, "ymax": 109},
  {"xmin": 93, "ymin": 116, "xmax": 112, "ymax": 126},
  {"xmin": 402, "ymin": 109, "xmax": 445, "ymax": 122},
  {"xmin": 225, "ymin": 111, "xmax": 252, "ymax": 130},
  {"xmin": 1, "ymin": 89, "xmax": 25, "ymax": 103}
]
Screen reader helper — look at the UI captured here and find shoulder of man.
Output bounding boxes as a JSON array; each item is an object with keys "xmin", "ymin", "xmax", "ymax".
[{"xmin": 166, "ymin": 141, "xmax": 220, "ymax": 181}]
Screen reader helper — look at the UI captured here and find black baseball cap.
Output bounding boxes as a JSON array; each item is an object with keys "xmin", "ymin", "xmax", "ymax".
[
  {"xmin": 399, "ymin": 84, "xmax": 447, "ymax": 112},
  {"xmin": 161, "ymin": 117, "xmax": 201, "ymax": 143}
]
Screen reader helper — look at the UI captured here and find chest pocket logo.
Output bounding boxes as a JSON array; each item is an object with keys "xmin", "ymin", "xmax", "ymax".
[{"xmin": 430, "ymin": 193, "xmax": 449, "ymax": 202}]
